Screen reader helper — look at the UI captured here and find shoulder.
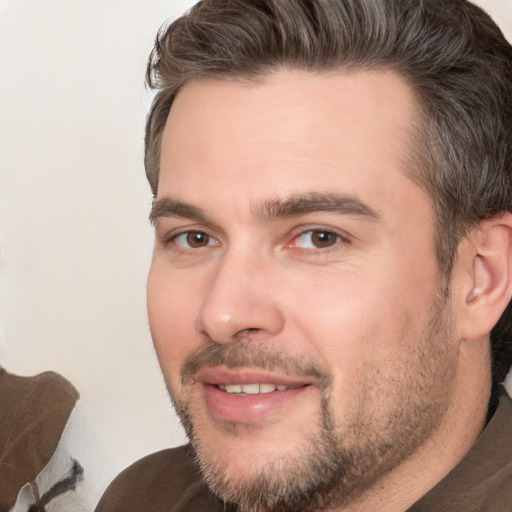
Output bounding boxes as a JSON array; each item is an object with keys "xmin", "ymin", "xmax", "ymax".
[
  {"xmin": 410, "ymin": 388, "xmax": 512, "ymax": 511},
  {"xmin": 94, "ymin": 445, "xmax": 221, "ymax": 512}
]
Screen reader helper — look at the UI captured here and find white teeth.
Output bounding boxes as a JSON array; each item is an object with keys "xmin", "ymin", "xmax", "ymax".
[
  {"xmin": 219, "ymin": 383, "xmax": 292, "ymax": 394},
  {"xmin": 224, "ymin": 384, "xmax": 242, "ymax": 393},
  {"xmin": 259, "ymin": 383, "xmax": 276, "ymax": 394},
  {"xmin": 242, "ymin": 383, "xmax": 260, "ymax": 395}
]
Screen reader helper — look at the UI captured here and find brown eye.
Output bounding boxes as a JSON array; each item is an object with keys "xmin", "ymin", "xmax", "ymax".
[
  {"xmin": 186, "ymin": 232, "xmax": 210, "ymax": 247},
  {"xmin": 311, "ymin": 231, "xmax": 338, "ymax": 248},
  {"xmin": 295, "ymin": 230, "xmax": 342, "ymax": 249},
  {"xmin": 174, "ymin": 231, "xmax": 216, "ymax": 248}
]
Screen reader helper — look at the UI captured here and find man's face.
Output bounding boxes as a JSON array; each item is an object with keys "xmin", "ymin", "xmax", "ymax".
[{"xmin": 147, "ymin": 69, "xmax": 458, "ymax": 511}]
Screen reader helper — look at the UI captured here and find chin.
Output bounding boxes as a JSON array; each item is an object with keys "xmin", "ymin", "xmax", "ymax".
[{"xmin": 193, "ymin": 409, "xmax": 315, "ymax": 472}]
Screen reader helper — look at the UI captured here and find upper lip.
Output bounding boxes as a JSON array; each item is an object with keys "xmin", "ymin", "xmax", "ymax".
[{"xmin": 195, "ymin": 367, "xmax": 314, "ymax": 387}]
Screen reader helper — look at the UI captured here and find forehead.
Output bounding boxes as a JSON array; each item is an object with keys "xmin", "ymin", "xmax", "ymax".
[{"xmin": 159, "ymin": 68, "xmax": 425, "ymax": 219}]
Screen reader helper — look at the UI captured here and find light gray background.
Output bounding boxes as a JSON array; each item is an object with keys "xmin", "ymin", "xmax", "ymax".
[{"xmin": 0, "ymin": 0, "xmax": 510, "ymax": 509}]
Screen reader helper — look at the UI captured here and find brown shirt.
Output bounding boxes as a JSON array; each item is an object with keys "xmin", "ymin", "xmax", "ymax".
[
  {"xmin": 409, "ymin": 388, "xmax": 512, "ymax": 511},
  {"xmin": 94, "ymin": 445, "xmax": 223, "ymax": 512},
  {"xmin": 95, "ymin": 390, "xmax": 512, "ymax": 512},
  {"xmin": 0, "ymin": 367, "xmax": 80, "ymax": 511}
]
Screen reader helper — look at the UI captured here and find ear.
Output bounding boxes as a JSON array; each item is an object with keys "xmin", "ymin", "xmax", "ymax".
[{"xmin": 454, "ymin": 213, "xmax": 512, "ymax": 341}]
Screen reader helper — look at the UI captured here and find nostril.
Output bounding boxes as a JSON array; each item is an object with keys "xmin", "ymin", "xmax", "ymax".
[
  {"xmin": 240, "ymin": 327, "xmax": 263, "ymax": 337},
  {"xmin": 233, "ymin": 327, "xmax": 262, "ymax": 340}
]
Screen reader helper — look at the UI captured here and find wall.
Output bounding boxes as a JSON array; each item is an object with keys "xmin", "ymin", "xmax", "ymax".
[
  {"xmin": 0, "ymin": 1, "xmax": 196, "ymax": 508},
  {"xmin": 0, "ymin": 0, "xmax": 510, "ymax": 509}
]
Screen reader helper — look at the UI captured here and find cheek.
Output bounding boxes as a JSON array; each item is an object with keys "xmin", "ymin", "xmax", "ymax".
[
  {"xmin": 282, "ymin": 278, "xmax": 377, "ymax": 400},
  {"xmin": 147, "ymin": 265, "xmax": 203, "ymax": 383},
  {"xmin": 287, "ymin": 270, "xmax": 394, "ymax": 341},
  {"xmin": 285, "ymin": 268, "xmax": 432, "ymax": 381}
]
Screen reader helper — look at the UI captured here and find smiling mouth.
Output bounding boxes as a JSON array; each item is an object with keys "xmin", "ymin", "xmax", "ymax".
[
  {"xmin": 201, "ymin": 374, "xmax": 314, "ymax": 423},
  {"xmin": 217, "ymin": 383, "xmax": 305, "ymax": 395}
]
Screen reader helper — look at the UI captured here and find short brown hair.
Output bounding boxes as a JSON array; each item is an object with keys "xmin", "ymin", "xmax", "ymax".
[{"xmin": 145, "ymin": 0, "xmax": 512, "ymax": 387}]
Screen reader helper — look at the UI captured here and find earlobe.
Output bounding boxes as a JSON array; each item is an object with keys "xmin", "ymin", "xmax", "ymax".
[{"xmin": 457, "ymin": 213, "xmax": 512, "ymax": 341}]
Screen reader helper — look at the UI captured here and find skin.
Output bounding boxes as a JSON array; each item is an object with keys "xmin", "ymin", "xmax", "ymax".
[{"xmin": 147, "ymin": 69, "xmax": 499, "ymax": 511}]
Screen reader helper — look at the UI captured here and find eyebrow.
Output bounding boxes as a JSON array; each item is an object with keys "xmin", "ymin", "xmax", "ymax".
[
  {"xmin": 149, "ymin": 192, "xmax": 380, "ymax": 226},
  {"xmin": 150, "ymin": 198, "xmax": 207, "ymax": 225},
  {"xmin": 256, "ymin": 192, "xmax": 380, "ymax": 222}
]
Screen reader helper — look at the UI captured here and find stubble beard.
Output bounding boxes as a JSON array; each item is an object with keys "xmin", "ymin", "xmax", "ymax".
[{"xmin": 164, "ymin": 292, "xmax": 457, "ymax": 512}]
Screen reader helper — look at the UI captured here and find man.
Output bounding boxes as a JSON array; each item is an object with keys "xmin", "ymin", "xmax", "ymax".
[{"xmin": 95, "ymin": 0, "xmax": 512, "ymax": 510}]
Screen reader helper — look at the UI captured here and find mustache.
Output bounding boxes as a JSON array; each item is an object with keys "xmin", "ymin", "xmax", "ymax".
[{"xmin": 180, "ymin": 339, "xmax": 332, "ymax": 390}]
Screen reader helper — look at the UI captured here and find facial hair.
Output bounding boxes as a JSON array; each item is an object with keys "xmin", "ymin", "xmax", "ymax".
[{"xmin": 164, "ymin": 292, "xmax": 457, "ymax": 512}]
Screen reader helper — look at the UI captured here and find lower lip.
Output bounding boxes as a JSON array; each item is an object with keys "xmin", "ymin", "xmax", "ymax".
[{"xmin": 203, "ymin": 384, "xmax": 311, "ymax": 424}]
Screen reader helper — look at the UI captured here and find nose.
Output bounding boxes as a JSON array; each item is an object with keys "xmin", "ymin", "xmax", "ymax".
[{"xmin": 195, "ymin": 250, "xmax": 285, "ymax": 344}]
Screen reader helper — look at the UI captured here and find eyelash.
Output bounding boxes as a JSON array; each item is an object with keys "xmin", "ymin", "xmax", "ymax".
[
  {"xmin": 287, "ymin": 228, "xmax": 349, "ymax": 252},
  {"xmin": 160, "ymin": 227, "xmax": 217, "ymax": 249},
  {"xmin": 162, "ymin": 226, "xmax": 351, "ymax": 253},
  {"xmin": 172, "ymin": 230, "xmax": 218, "ymax": 249}
]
